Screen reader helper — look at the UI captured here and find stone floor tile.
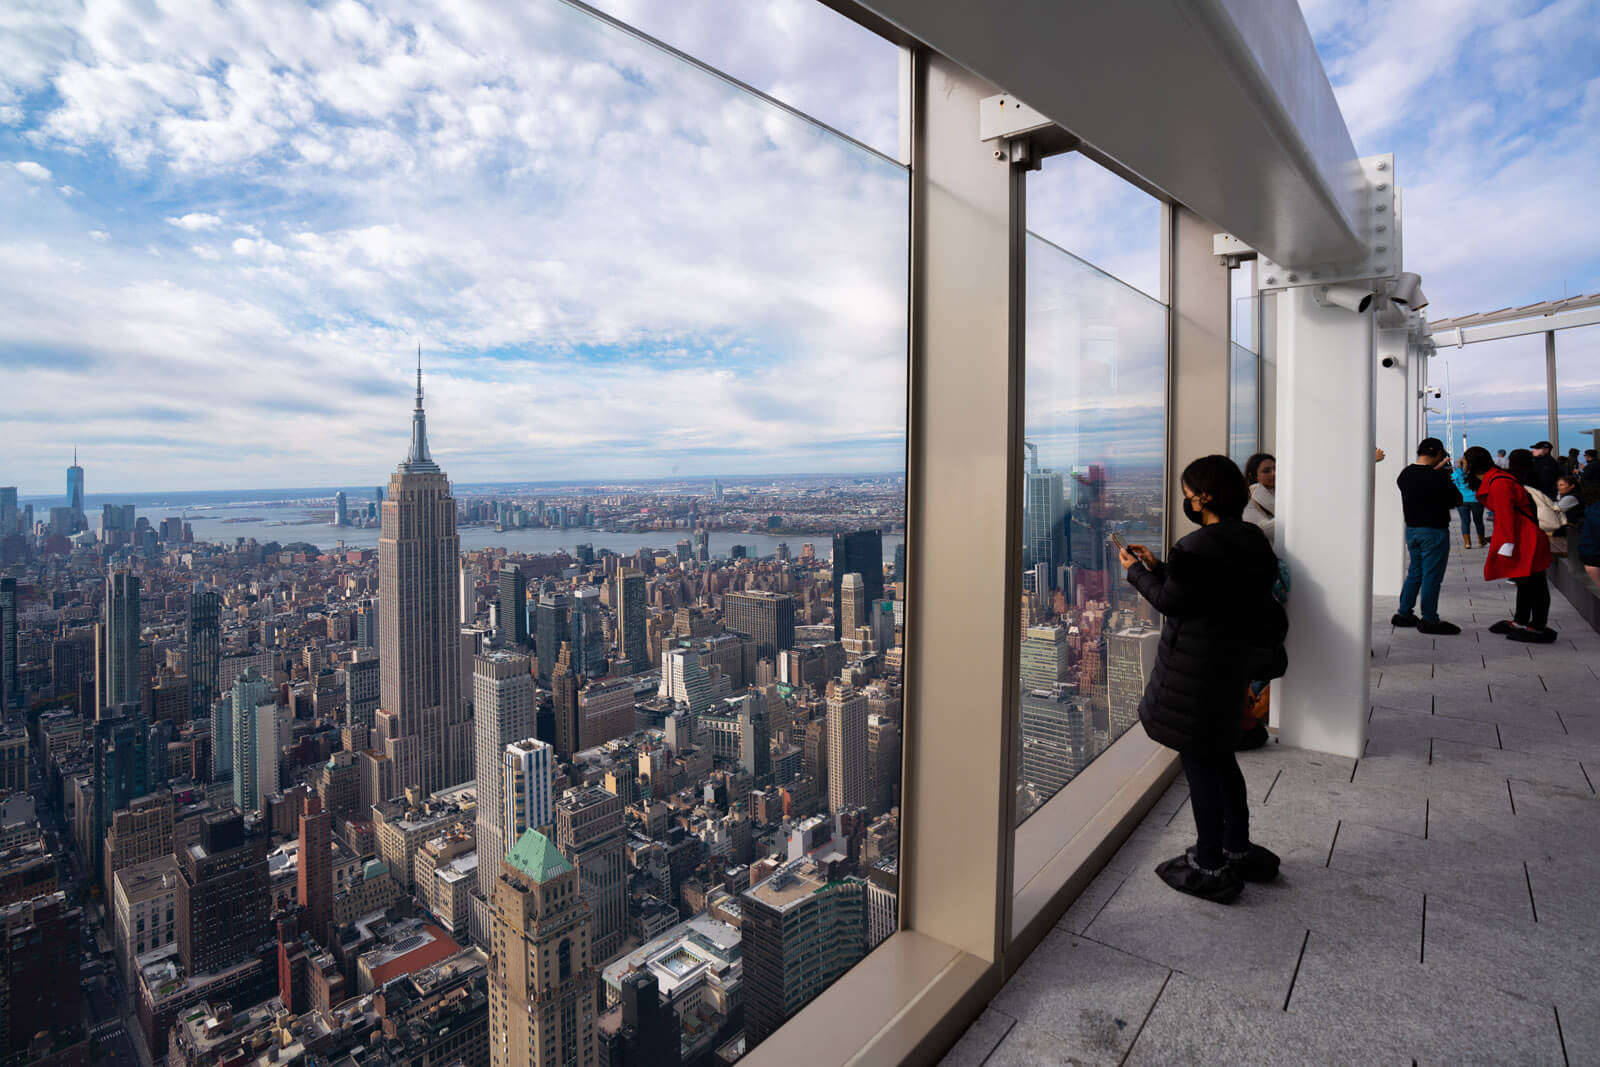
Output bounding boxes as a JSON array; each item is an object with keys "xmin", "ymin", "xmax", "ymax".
[
  {"xmin": 1429, "ymin": 700, "xmax": 1569, "ymax": 734},
  {"xmin": 1082, "ymin": 865, "xmax": 1311, "ymax": 1011},
  {"xmin": 1368, "ymin": 675, "xmax": 1435, "ymax": 712},
  {"xmin": 1327, "ymin": 820, "xmax": 1535, "ymax": 921},
  {"xmin": 939, "ymin": 1007, "xmax": 1016, "ymax": 1067},
  {"xmin": 989, "ymin": 931, "xmax": 1170, "ymax": 1065},
  {"xmin": 1261, "ymin": 764, "xmax": 1427, "ymax": 839},
  {"xmin": 1526, "ymin": 855, "xmax": 1600, "ymax": 935},
  {"xmin": 1059, "ymin": 863, "xmax": 1131, "ymax": 935},
  {"xmin": 1498, "ymin": 721, "xmax": 1600, "ymax": 763},
  {"xmin": 1428, "ymin": 736, "xmax": 1593, "ymax": 794},
  {"xmin": 1420, "ymin": 893, "xmax": 1600, "ymax": 1005},
  {"xmin": 1368, "ymin": 704, "xmax": 1501, "ymax": 750},
  {"xmin": 1288, "ymin": 936, "xmax": 1568, "ymax": 1066},
  {"xmin": 1555, "ymin": 996, "xmax": 1600, "ymax": 1066}
]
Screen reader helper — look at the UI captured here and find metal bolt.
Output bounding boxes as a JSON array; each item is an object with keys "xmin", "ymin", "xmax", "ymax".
[
  {"xmin": 1376, "ymin": 182, "xmax": 1388, "ymax": 191},
  {"xmin": 1375, "ymin": 244, "xmax": 1387, "ymax": 253},
  {"xmin": 1377, "ymin": 161, "xmax": 1389, "ymax": 171},
  {"xmin": 1310, "ymin": 271, "xmax": 1320, "ymax": 279},
  {"xmin": 1376, "ymin": 224, "xmax": 1387, "ymax": 233},
  {"xmin": 1265, "ymin": 276, "xmax": 1277, "ymax": 285},
  {"xmin": 1288, "ymin": 273, "xmax": 1299, "ymax": 282},
  {"xmin": 1375, "ymin": 204, "xmax": 1387, "ymax": 212},
  {"xmin": 1375, "ymin": 264, "xmax": 1388, "ymax": 273}
]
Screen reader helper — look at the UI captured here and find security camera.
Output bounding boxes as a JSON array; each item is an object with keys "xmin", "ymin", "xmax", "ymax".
[
  {"xmin": 1316, "ymin": 284, "xmax": 1375, "ymax": 314},
  {"xmin": 1381, "ymin": 355, "xmax": 1396, "ymax": 368},
  {"xmin": 1431, "ymin": 389, "xmax": 1442, "ymax": 399},
  {"xmin": 1391, "ymin": 272, "xmax": 1429, "ymax": 311}
]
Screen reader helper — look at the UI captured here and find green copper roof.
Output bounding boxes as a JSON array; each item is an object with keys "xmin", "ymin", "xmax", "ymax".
[{"xmin": 505, "ymin": 829, "xmax": 573, "ymax": 884}]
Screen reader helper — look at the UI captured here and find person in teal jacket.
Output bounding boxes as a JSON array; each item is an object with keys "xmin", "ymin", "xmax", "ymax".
[{"xmin": 1452, "ymin": 456, "xmax": 1486, "ymax": 549}]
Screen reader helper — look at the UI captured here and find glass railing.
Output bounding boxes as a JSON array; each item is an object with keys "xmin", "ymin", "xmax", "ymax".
[
  {"xmin": 1016, "ymin": 233, "xmax": 1169, "ymax": 824},
  {"xmin": 1230, "ymin": 341, "xmax": 1261, "ymax": 468}
]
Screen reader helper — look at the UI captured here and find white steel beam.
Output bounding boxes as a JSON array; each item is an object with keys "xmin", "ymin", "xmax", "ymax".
[
  {"xmin": 1373, "ymin": 326, "xmax": 1411, "ymax": 596},
  {"xmin": 833, "ymin": 0, "xmax": 1366, "ymax": 268},
  {"xmin": 1429, "ymin": 305, "xmax": 1600, "ymax": 347}
]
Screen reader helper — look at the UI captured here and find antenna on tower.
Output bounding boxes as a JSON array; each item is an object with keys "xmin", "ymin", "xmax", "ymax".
[{"xmin": 416, "ymin": 343, "xmax": 423, "ymax": 406}]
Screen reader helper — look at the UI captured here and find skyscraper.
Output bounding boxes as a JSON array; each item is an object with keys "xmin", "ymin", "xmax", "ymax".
[
  {"xmin": 551, "ymin": 643, "xmax": 580, "ymax": 762},
  {"xmin": 831, "ymin": 531, "xmax": 883, "ymax": 638},
  {"xmin": 499, "ymin": 565, "xmax": 529, "ymax": 647},
  {"xmin": 187, "ymin": 590, "xmax": 222, "ymax": 722},
  {"xmin": 0, "ymin": 487, "xmax": 17, "ymax": 536},
  {"xmin": 1019, "ymin": 626, "xmax": 1068, "ymax": 693},
  {"xmin": 1106, "ymin": 626, "xmax": 1161, "ymax": 740},
  {"xmin": 488, "ymin": 830, "xmax": 598, "ymax": 1067},
  {"xmin": 692, "ymin": 528, "xmax": 709, "ymax": 564},
  {"xmin": 535, "ymin": 592, "xmax": 570, "ymax": 685},
  {"xmin": 1019, "ymin": 688, "xmax": 1089, "ymax": 798},
  {"xmin": 228, "ymin": 668, "xmax": 271, "ymax": 811},
  {"xmin": 297, "ymin": 794, "xmax": 333, "ymax": 942},
  {"xmin": 0, "ymin": 579, "xmax": 17, "ymax": 711},
  {"xmin": 555, "ymin": 787, "xmax": 626, "ymax": 962},
  {"xmin": 616, "ymin": 568, "xmax": 647, "ymax": 673},
  {"xmin": 570, "ymin": 586, "xmax": 606, "ymax": 679},
  {"xmin": 742, "ymin": 864, "xmax": 867, "ymax": 1048},
  {"xmin": 333, "ymin": 490, "xmax": 348, "ymax": 527},
  {"xmin": 738, "ymin": 692, "xmax": 771, "ymax": 782},
  {"xmin": 66, "ymin": 448, "xmax": 84, "ymax": 528},
  {"xmin": 827, "ymin": 683, "xmax": 870, "ymax": 814},
  {"xmin": 177, "ymin": 810, "xmax": 269, "ymax": 977},
  {"xmin": 724, "ymin": 590, "xmax": 795, "ymax": 663},
  {"xmin": 502, "ymin": 738, "xmax": 554, "ymax": 847},
  {"xmin": 103, "ymin": 570, "xmax": 142, "ymax": 712},
  {"xmin": 474, "ymin": 651, "xmax": 535, "ymax": 899},
  {"xmin": 1025, "ymin": 469, "xmax": 1067, "ymax": 589},
  {"xmin": 345, "ymin": 656, "xmax": 380, "ymax": 729},
  {"xmin": 839, "ymin": 573, "xmax": 869, "ymax": 637},
  {"xmin": 375, "ymin": 353, "xmax": 471, "ymax": 797}
]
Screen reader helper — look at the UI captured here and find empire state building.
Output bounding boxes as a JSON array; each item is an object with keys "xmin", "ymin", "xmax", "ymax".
[{"xmin": 374, "ymin": 353, "xmax": 472, "ymax": 796}]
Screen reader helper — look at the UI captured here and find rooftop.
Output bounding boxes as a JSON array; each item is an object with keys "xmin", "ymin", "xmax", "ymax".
[
  {"xmin": 504, "ymin": 828, "xmax": 573, "ymax": 884},
  {"xmin": 945, "ymin": 558, "xmax": 1600, "ymax": 1064}
]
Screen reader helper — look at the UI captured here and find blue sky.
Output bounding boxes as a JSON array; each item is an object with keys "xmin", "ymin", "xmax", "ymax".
[{"xmin": 2, "ymin": 0, "xmax": 1598, "ymax": 492}]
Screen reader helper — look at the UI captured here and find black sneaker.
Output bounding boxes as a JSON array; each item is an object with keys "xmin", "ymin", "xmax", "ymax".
[
  {"xmin": 1157, "ymin": 853, "xmax": 1243, "ymax": 903},
  {"xmin": 1223, "ymin": 844, "xmax": 1281, "ymax": 883},
  {"xmin": 1391, "ymin": 612, "xmax": 1421, "ymax": 627},
  {"xmin": 1507, "ymin": 625, "xmax": 1558, "ymax": 644},
  {"xmin": 1487, "ymin": 620, "xmax": 1515, "ymax": 634},
  {"xmin": 1417, "ymin": 619, "xmax": 1461, "ymax": 635}
]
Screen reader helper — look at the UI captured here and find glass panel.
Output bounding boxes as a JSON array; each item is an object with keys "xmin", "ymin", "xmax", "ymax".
[
  {"xmin": 1229, "ymin": 343, "xmax": 1260, "ymax": 469},
  {"xmin": 1027, "ymin": 154, "xmax": 1162, "ymax": 300},
  {"xmin": 1432, "ymin": 334, "xmax": 1548, "ymax": 459},
  {"xmin": 1016, "ymin": 233, "xmax": 1168, "ymax": 824},
  {"xmin": 1556, "ymin": 323, "xmax": 1600, "ymax": 467},
  {"xmin": 2, "ymin": 0, "xmax": 908, "ymax": 1058}
]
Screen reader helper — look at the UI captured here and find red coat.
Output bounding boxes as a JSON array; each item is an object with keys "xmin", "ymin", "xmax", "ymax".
[{"xmin": 1478, "ymin": 467, "xmax": 1552, "ymax": 580}]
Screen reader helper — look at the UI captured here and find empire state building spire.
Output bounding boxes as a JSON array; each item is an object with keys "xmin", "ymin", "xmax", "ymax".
[{"xmin": 403, "ymin": 344, "xmax": 439, "ymax": 473}]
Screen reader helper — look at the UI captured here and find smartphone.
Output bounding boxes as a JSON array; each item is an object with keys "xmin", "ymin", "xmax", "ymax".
[{"xmin": 1109, "ymin": 532, "xmax": 1146, "ymax": 568}]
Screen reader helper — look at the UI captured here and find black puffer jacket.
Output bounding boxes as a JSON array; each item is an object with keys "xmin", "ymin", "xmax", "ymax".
[{"xmin": 1127, "ymin": 520, "xmax": 1280, "ymax": 751}]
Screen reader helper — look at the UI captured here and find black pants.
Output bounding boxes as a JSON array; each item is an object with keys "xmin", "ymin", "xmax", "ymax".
[
  {"xmin": 1180, "ymin": 747, "xmax": 1250, "ymax": 870},
  {"xmin": 1512, "ymin": 571, "xmax": 1551, "ymax": 629}
]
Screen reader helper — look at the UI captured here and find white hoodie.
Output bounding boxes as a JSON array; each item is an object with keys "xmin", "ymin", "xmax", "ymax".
[{"xmin": 1243, "ymin": 482, "xmax": 1276, "ymax": 541}]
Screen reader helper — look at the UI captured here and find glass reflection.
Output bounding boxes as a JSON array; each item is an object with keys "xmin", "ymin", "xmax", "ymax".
[{"xmin": 1017, "ymin": 233, "xmax": 1169, "ymax": 824}]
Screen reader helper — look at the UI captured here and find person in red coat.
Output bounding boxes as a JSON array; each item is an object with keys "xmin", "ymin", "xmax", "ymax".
[{"xmin": 1463, "ymin": 446, "xmax": 1556, "ymax": 643}]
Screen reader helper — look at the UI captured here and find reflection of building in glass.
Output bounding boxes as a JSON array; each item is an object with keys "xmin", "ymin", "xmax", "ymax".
[
  {"xmin": 1019, "ymin": 626, "xmax": 1068, "ymax": 692},
  {"xmin": 1025, "ymin": 469, "xmax": 1067, "ymax": 589},
  {"xmin": 1106, "ymin": 626, "xmax": 1162, "ymax": 740}
]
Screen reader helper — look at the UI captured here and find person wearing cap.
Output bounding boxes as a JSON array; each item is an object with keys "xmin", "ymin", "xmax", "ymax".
[
  {"xmin": 1530, "ymin": 441, "xmax": 1563, "ymax": 499},
  {"xmin": 1392, "ymin": 437, "xmax": 1464, "ymax": 635}
]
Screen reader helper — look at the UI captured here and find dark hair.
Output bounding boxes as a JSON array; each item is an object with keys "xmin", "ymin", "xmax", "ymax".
[
  {"xmin": 1586, "ymin": 450, "xmax": 1597, "ymax": 461},
  {"xmin": 1416, "ymin": 437, "xmax": 1445, "ymax": 459},
  {"xmin": 1243, "ymin": 452, "xmax": 1275, "ymax": 486},
  {"xmin": 1181, "ymin": 455, "xmax": 1249, "ymax": 521},
  {"xmin": 1462, "ymin": 446, "xmax": 1496, "ymax": 487},
  {"xmin": 1532, "ymin": 441, "xmax": 1554, "ymax": 451},
  {"xmin": 1507, "ymin": 448, "xmax": 1535, "ymax": 487}
]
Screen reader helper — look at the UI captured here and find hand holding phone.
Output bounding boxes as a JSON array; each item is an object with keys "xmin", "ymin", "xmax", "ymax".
[{"xmin": 1111, "ymin": 533, "xmax": 1150, "ymax": 570}]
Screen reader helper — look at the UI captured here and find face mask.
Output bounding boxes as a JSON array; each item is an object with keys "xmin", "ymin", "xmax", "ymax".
[{"xmin": 1182, "ymin": 499, "xmax": 1205, "ymax": 525}]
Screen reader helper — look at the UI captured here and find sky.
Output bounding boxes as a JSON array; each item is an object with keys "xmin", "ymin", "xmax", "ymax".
[{"xmin": 2, "ymin": 0, "xmax": 1597, "ymax": 493}]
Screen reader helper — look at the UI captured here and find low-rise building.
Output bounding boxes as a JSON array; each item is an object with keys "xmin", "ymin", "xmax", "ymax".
[{"xmin": 113, "ymin": 855, "xmax": 181, "ymax": 983}]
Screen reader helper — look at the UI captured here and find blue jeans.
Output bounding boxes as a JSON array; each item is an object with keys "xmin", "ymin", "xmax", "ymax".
[{"xmin": 1399, "ymin": 526, "xmax": 1450, "ymax": 622}]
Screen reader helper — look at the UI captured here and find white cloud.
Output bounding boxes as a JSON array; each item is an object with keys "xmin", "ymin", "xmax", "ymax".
[
  {"xmin": 166, "ymin": 212, "xmax": 222, "ymax": 230},
  {"xmin": 89, "ymin": 229, "xmax": 109, "ymax": 241},
  {"xmin": 57, "ymin": 183, "xmax": 79, "ymax": 196},
  {"xmin": 9, "ymin": 160, "xmax": 51, "ymax": 180}
]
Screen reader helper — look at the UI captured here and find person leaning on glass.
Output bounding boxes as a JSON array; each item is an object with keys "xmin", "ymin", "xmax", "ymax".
[{"xmin": 1116, "ymin": 455, "xmax": 1282, "ymax": 904}]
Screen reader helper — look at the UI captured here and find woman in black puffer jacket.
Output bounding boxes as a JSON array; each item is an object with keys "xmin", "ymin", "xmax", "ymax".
[{"xmin": 1118, "ymin": 455, "xmax": 1282, "ymax": 903}]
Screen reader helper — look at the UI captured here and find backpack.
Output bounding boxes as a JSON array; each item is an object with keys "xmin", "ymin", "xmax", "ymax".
[
  {"xmin": 1524, "ymin": 487, "xmax": 1565, "ymax": 535},
  {"xmin": 1243, "ymin": 591, "xmax": 1289, "ymax": 680}
]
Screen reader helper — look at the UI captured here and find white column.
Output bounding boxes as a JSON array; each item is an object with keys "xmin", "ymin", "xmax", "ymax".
[
  {"xmin": 1372, "ymin": 326, "xmax": 1410, "ymax": 596},
  {"xmin": 1274, "ymin": 285, "xmax": 1375, "ymax": 759}
]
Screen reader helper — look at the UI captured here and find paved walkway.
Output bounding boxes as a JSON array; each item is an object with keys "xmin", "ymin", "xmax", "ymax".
[{"xmin": 944, "ymin": 551, "xmax": 1600, "ymax": 1065}]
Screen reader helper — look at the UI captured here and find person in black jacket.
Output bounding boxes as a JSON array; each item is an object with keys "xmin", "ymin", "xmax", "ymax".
[
  {"xmin": 1529, "ymin": 441, "xmax": 1563, "ymax": 499},
  {"xmin": 1119, "ymin": 455, "xmax": 1281, "ymax": 904}
]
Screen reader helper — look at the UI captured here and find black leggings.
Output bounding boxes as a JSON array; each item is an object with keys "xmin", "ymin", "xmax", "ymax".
[
  {"xmin": 1180, "ymin": 747, "xmax": 1250, "ymax": 870},
  {"xmin": 1512, "ymin": 571, "xmax": 1551, "ymax": 629}
]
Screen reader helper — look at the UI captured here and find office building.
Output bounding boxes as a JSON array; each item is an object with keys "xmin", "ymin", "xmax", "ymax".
[
  {"xmin": 475, "ymin": 650, "xmax": 535, "ymax": 898},
  {"xmin": 187, "ymin": 589, "xmax": 221, "ymax": 722},
  {"xmin": 555, "ymin": 787, "xmax": 627, "ymax": 962},
  {"xmin": 104, "ymin": 569, "xmax": 142, "ymax": 710},
  {"xmin": 333, "ymin": 490, "xmax": 348, "ymax": 526},
  {"xmin": 488, "ymin": 829, "xmax": 598, "ymax": 1067},
  {"xmin": 1024, "ymin": 468, "xmax": 1067, "ymax": 588},
  {"xmin": 345, "ymin": 656, "xmax": 380, "ymax": 729},
  {"xmin": 1, "ymin": 893, "xmax": 82, "ymax": 1057},
  {"xmin": 92, "ymin": 705, "xmax": 153, "ymax": 883},
  {"xmin": 1019, "ymin": 688, "xmax": 1090, "ymax": 798},
  {"xmin": 0, "ymin": 579, "xmax": 16, "ymax": 711},
  {"xmin": 1106, "ymin": 626, "xmax": 1161, "ymax": 740},
  {"xmin": 355, "ymin": 598, "xmax": 378, "ymax": 650},
  {"xmin": 692, "ymin": 528, "xmax": 709, "ymax": 564},
  {"xmin": 551, "ymin": 642, "xmax": 580, "ymax": 762},
  {"xmin": 536, "ymin": 592, "xmax": 570, "ymax": 685},
  {"xmin": 112, "ymin": 856, "xmax": 180, "ymax": 983},
  {"xmin": 826, "ymin": 683, "xmax": 869, "ymax": 814},
  {"xmin": 742, "ymin": 862, "xmax": 866, "ymax": 1048},
  {"xmin": 66, "ymin": 448, "xmax": 84, "ymax": 526},
  {"xmin": 579, "ymin": 678, "xmax": 635, "ymax": 752},
  {"xmin": 831, "ymin": 531, "xmax": 883, "ymax": 638},
  {"xmin": 839, "ymin": 573, "xmax": 869, "ymax": 637},
  {"xmin": 229, "ymin": 669, "xmax": 271, "ymax": 813},
  {"xmin": 657, "ymin": 647, "xmax": 713, "ymax": 719},
  {"xmin": 499, "ymin": 565, "xmax": 529, "ymax": 647},
  {"xmin": 616, "ymin": 568, "xmax": 647, "ymax": 673},
  {"xmin": 0, "ymin": 487, "xmax": 16, "ymax": 536},
  {"xmin": 375, "ymin": 357, "xmax": 472, "ymax": 796},
  {"xmin": 298, "ymin": 794, "xmax": 333, "ymax": 942},
  {"xmin": 597, "ymin": 967, "xmax": 681, "ymax": 1067},
  {"xmin": 1019, "ymin": 626, "xmax": 1068, "ymax": 693},
  {"xmin": 176, "ymin": 810, "xmax": 270, "ymax": 976},
  {"xmin": 738, "ymin": 692, "xmax": 771, "ymax": 782},
  {"xmin": 571, "ymin": 586, "xmax": 606, "ymax": 679},
  {"xmin": 502, "ymin": 738, "xmax": 554, "ymax": 851},
  {"xmin": 724, "ymin": 589, "xmax": 795, "ymax": 662}
]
